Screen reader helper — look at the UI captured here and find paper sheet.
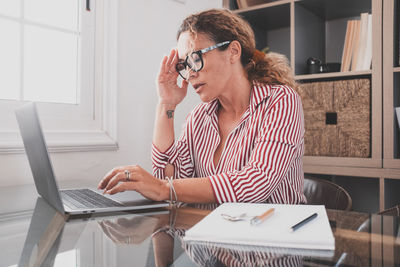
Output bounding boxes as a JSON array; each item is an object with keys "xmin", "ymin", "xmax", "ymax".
[{"xmin": 184, "ymin": 203, "xmax": 335, "ymax": 251}]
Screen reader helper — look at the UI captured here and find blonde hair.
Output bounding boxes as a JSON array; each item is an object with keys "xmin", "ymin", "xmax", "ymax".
[{"xmin": 177, "ymin": 8, "xmax": 297, "ymax": 89}]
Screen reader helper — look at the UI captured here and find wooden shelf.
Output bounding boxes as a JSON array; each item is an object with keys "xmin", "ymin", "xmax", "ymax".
[
  {"xmin": 383, "ymin": 159, "xmax": 400, "ymax": 169},
  {"xmin": 295, "ymin": 0, "xmax": 371, "ymax": 20},
  {"xmin": 295, "ymin": 70, "xmax": 372, "ymax": 80},
  {"xmin": 393, "ymin": 67, "xmax": 400, "ymax": 72},
  {"xmin": 232, "ymin": 0, "xmax": 291, "ymax": 13},
  {"xmin": 304, "ymin": 165, "xmax": 400, "ymax": 179},
  {"xmin": 303, "ymin": 156, "xmax": 381, "ymax": 169}
]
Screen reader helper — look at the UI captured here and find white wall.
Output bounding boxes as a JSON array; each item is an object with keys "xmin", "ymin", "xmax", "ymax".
[{"xmin": 0, "ymin": 0, "xmax": 222, "ymax": 187}]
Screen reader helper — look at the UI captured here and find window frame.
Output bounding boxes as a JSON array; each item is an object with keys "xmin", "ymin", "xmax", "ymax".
[{"xmin": 0, "ymin": 0, "xmax": 118, "ymax": 154}]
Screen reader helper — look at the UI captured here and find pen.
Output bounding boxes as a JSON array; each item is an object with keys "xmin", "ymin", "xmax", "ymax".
[
  {"xmin": 290, "ymin": 212, "xmax": 318, "ymax": 232},
  {"xmin": 250, "ymin": 208, "xmax": 275, "ymax": 225}
]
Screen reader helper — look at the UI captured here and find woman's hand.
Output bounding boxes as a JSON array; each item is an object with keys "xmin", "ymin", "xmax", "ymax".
[
  {"xmin": 97, "ymin": 165, "xmax": 169, "ymax": 202},
  {"xmin": 157, "ymin": 49, "xmax": 188, "ymax": 107}
]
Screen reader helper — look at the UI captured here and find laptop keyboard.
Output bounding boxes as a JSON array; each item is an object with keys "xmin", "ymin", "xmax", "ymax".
[{"xmin": 61, "ymin": 189, "xmax": 124, "ymax": 209}]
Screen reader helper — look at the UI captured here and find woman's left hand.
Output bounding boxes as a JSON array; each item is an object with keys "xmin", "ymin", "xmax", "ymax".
[{"xmin": 97, "ymin": 165, "xmax": 168, "ymax": 201}]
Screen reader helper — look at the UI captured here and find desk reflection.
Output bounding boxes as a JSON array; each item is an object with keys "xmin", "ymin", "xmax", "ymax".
[
  {"xmin": 15, "ymin": 200, "xmax": 400, "ymax": 267},
  {"xmin": 182, "ymin": 241, "xmax": 303, "ymax": 267},
  {"xmin": 97, "ymin": 206, "xmax": 207, "ymax": 267},
  {"xmin": 98, "ymin": 214, "xmax": 165, "ymax": 245}
]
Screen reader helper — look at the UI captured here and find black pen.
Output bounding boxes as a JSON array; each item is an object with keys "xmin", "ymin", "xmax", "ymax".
[{"xmin": 290, "ymin": 212, "xmax": 318, "ymax": 232}]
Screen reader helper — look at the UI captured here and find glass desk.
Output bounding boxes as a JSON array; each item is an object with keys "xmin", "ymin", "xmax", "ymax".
[{"xmin": 0, "ymin": 198, "xmax": 399, "ymax": 267}]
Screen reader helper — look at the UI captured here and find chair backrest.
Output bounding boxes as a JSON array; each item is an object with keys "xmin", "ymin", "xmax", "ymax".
[
  {"xmin": 378, "ymin": 205, "xmax": 400, "ymax": 216},
  {"xmin": 303, "ymin": 177, "xmax": 352, "ymax": 211}
]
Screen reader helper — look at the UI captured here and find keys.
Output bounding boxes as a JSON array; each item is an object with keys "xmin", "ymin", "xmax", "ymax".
[{"xmin": 61, "ymin": 189, "xmax": 123, "ymax": 209}]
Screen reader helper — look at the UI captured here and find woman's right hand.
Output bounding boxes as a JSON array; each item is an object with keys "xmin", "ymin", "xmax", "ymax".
[{"xmin": 156, "ymin": 49, "xmax": 189, "ymax": 107}]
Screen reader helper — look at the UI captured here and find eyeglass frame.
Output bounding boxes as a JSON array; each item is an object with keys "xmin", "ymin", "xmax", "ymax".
[{"xmin": 175, "ymin": 41, "xmax": 231, "ymax": 80}]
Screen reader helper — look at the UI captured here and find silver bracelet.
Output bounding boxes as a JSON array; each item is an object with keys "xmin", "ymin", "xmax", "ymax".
[{"xmin": 166, "ymin": 177, "xmax": 178, "ymax": 205}]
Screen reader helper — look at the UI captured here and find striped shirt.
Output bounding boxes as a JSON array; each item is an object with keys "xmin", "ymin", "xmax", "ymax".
[{"xmin": 152, "ymin": 83, "xmax": 306, "ymax": 204}]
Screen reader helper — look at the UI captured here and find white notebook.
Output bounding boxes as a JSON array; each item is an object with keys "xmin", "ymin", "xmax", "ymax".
[{"xmin": 184, "ymin": 203, "xmax": 335, "ymax": 251}]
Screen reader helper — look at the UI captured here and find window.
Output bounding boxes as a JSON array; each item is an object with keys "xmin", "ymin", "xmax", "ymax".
[
  {"xmin": 0, "ymin": 0, "xmax": 84, "ymax": 104},
  {"xmin": 0, "ymin": 0, "xmax": 91, "ymax": 104},
  {"xmin": 0, "ymin": 0, "xmax": 118, "ymax": 153}
]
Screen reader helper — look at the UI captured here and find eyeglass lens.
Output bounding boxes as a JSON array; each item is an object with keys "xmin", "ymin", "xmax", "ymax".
[{"xmin": 177, "ymin": 53, "xmax": 202, "ymax": 80}]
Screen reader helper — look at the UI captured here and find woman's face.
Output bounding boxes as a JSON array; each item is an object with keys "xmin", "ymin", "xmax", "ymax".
[{"xmin": 177, "ymin": 32, "xmax": 232, "ymax": 102}]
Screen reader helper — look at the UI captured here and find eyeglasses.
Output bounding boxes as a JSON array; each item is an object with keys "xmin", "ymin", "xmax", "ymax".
[{"xmin": 175, "ymin": 41, "xmax": 231, "ymax": 80}]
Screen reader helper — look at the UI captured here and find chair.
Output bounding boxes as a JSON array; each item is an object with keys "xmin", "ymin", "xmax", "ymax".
[
  {"xmin": 303, "ymin": 176, "xmax": 352, "ymax": 211},
  {"xmin": 356, "ymin": 205, "xmax": 400, "ymax": 241},
  {"xmin": 378, "ymin": 204, "xmax": 400, "ymax": 216}
]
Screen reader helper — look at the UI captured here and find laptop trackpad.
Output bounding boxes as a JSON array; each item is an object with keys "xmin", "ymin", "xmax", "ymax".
[{"xmin": 91, "ymin": 189, "xmax": 156, "ymax": 206}]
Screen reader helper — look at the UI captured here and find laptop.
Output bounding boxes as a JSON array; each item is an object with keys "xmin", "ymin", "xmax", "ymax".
[{"xmin": 15, "ymin": 102, "xmax": 168, "ymax": 215}]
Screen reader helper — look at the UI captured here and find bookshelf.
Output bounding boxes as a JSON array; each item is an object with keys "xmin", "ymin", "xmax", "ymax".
[
  {"xmin": 383, "ymin": 0, "xmax": 400, "ymax": 167},
  {"xmin": 224, "ymin": 0, "xmax": 400, "ymax": 212},
  {"xmin": 383, "ymin": 0, "xmax": 400, "ymax": 208}
]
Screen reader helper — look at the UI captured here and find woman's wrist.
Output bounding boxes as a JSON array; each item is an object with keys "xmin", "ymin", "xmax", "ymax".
[
  {"xmin": 157, "ymin": 102, "xmax": 177, "ymax": 119},
  {"xmin": 161, "ymin": 179, "xmax": 171, "ymax": 201},
  {"xmin": 158, "ymin": 102, "xmax": 177, "ymax": 110}
]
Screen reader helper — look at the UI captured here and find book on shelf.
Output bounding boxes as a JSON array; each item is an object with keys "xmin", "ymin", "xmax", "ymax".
[
  {"xmin": 396, "ymin": 107, "xmax": 400, "ymax": 130},
  {"xmin": 362, "ymin": 14, "xmax": 373, "ymax": 70},
  {"xmin": 341, "ymin": 13, "xmax": 373, "ymax": 72},
  {"xmin": 350, "ymin": 19, "xmax": 361, "ymax": 71},
  {"xmin": 354, "ymin": 13, "xmax": 369, "ymax": 71},
  {"xmin": 340, "ymin": 20, "xmax": 350, "ymax": 72},
  {"xmin": 341, "ymin": 20, "xmax": 355, "ymax": 72}
]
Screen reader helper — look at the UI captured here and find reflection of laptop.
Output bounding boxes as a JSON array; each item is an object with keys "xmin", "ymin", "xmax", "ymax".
[
  {"xmin": 19, "ymin": 197, "xmax": 169, "ymax": 267},
  {"xmin": 18, "ymin": 197, "xmax": 66, "ymax": 267},
  {"xmin": 16, "ymin": 102, "xmax": 168, "ymax": 215}
]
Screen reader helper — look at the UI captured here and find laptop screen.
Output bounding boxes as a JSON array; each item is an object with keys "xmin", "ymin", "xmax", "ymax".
[{"xmin": 15, "ymin": 102, "xmax": 65, "ymax": 214}]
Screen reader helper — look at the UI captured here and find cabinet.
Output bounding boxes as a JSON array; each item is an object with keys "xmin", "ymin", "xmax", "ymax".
[{"xmin": 223, "ymin": 0, "xmax": 400, "ymax": 212}]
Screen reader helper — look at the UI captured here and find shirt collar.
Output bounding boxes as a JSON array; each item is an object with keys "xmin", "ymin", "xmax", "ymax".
[
  {"xmin": 249, "ymin": 82, "xmax": 272, "ymax": 113},
  {"xmin": 205, "ymin": 82, "xmax": 272, "ymax": 116},
  {"xmin": 204, "ymin": 98, "xmax": 218, "ymax": 115}
]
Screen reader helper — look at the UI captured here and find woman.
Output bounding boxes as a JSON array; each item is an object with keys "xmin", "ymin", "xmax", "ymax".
[{"xmin": 98, "ymin": 9, "xmax": 306, "ymax": 205}]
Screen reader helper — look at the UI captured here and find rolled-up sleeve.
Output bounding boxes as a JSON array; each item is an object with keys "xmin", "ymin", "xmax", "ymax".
[
  {"xmin": 152, "ymin": 116, "xmax": 195, "ymax": 180},
  {"xmin": 208, "ymin": 91, "xmax": 304, "ymax": 203}
]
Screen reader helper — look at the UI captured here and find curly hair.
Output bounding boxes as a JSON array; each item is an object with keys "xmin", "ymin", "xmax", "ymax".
[{"xmin": 177, "ymin": 8, "xmax": 297, "ymax": 89}]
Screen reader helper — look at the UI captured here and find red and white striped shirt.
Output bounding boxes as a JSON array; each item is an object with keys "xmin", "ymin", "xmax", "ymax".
[{"xmin": 152, "ymin": 83, "xmax": 306, "ymax": 204}]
